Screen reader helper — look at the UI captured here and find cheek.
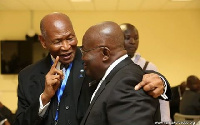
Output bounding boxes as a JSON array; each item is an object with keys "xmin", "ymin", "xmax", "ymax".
[
  {"xmin": 124, "ymin": 42, "xmax": 129, "ymax": 49},
  {"xmin": 83, "ymin": 54, "xmax": 99, "ymax": 75},
  {"xmin": 71, "ymin": 38, "xmax": 78, "ymax": 46},
  {"xmin": 85, "ymin": 55, "xmax": 95, "ymax": 68},
  {"xmin": 135, "ymin": 41, "xmax": 139, "ymax": 48},
  {"xmin": 48, "ymin": 46, "xmax": 60, "ymax": 57}
]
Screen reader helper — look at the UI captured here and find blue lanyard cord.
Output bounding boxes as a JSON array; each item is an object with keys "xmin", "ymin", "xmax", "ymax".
[{"xmin": 54, "ymin": 62, "xmax": 73, "ymax": 122}]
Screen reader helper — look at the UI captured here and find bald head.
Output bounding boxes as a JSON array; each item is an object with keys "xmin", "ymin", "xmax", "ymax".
[
  {"xmin": 81, "ymin": 21, "xmax": 127, "ymax": 80},
  {"xmin": 40, "ymin": 12, "xmax": 73, "ymax": 38},
  {"xmin": 83, "ymin": 21, "xmax": 125, "ymax": 51},
  {"xmin": 39, "ymin": 12, "xmax": 78, "ymax": 65}
]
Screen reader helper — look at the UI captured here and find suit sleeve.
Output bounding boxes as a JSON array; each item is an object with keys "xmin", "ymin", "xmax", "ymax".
[
  {"xmin": 14, "ymin": 73, "xmax": 43, "ymax": 125},
  {"xmin": 106, "ymin": 76, "xmax": 160, "ymax": 125},
  {"xmin": 145, "ymin": 70, "xmax": 172, "ymax": 101}
]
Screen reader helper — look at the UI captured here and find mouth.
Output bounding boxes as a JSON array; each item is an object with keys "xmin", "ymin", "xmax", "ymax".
[
  {"xmin": 128, "ymin": 45, "xmax": 136, "ymax": 50},
  {"xmin": 59, "ymin": 52, "xmax": 73, "ymax": 60}
]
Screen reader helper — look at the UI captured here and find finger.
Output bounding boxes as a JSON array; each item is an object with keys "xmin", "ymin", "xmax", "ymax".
[
  {"xmin": 53, "ymin": 56, "xmax": 64, "ymax": 79},
  {"xmin": 55, "ymin": 69, "xmax": 64, "ymax": 80},
  {"xmin": 143, "ymin": 83, "xmax": 155, "ymax": 92},
  {"xmin": 147, "ymin": 88, "xmax": 163, "ymax": 98},
  {"xmin": 52, "ymin": 56, "xmax": 59, "ymax": 68},
  {"xmin": 45, "ymin": 73, "xmax": 62, "ymax": 86},
  {"xmin": 47, "ymin": 76, "xmax": 61, "ymax": 87},
  {"xmin": 143, "ymin": 74, "xmax": 151, "ymax": 80},
  {"xmin": 53, "ymin": 78, "xmax": 62, "ymax": 90},
  {"xmin": 135, "ymin": 81, "xmax": 147, "ymax": 90},
  {"xmin": 52, "ymin": 75, "xmax": 62, "ymax": 81},
  {"xmin": 48, "ymin": 56, "xmax": 60, "ymax": 75}
]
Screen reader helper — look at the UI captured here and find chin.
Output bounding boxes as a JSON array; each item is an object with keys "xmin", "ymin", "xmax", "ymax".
[
  {"xmin": 60, "ymin": 59, "xmax": 73, "ymax": 65},
  {"xmin": 85, "ymin": 70, "xmax": 94, "ymax": 78}
]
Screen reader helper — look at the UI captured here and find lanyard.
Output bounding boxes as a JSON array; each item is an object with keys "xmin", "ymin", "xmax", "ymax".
[{"xmin": 54, "ymin": 62, "xmax": 73, "ymax": 122}]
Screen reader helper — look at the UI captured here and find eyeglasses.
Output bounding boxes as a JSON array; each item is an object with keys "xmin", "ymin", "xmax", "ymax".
[{"xmin": 80, "ymin": 45, "xmax": 106, "ymax": 55}]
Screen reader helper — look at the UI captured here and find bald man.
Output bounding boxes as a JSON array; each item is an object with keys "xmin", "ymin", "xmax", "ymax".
[
  {"xmin": 15, "ymin": 13, "xmax": 170, "ymax": 125},
  {"xmin": 80, "ymin": 21, "xmax": 160, "ymax": 125}
]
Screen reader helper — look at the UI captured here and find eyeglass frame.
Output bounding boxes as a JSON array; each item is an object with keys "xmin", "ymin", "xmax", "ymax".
[{"xmin": 79, "ymin": 45, "xmax": 108, "ymax": 55}]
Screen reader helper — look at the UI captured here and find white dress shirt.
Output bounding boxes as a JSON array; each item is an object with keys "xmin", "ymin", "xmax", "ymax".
[{"xmin": 90, "ymin": 54, "xmax": 128, "ymax": 103}]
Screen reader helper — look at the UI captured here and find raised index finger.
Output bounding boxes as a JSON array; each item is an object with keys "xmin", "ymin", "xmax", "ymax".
[
  {"xmin": 52, "ymin": 56, "xmax": 59, "ymax": 68},
  {"xmin": 49, "ymin": 56, "xmax": 60, "ymax": 75}
]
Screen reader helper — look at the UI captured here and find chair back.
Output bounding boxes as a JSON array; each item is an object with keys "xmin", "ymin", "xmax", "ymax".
[{"xmin": 174, "ymin": 113, "xmax": 200, "ymax": 125}]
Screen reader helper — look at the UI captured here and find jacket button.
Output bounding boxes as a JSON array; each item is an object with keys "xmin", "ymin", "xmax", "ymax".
[{"xmin": 66, "ymin": 106, "xmax": 69, "ymax": 110}]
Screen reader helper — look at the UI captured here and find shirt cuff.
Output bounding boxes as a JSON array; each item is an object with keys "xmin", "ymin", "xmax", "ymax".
[
  {"xmin": 159, "ymin": 76, "xmax": 168, "ymax": 100},
  {"xmin": 0, "ymin": 118, "xmax": 7, "ymax": 125},
  {"xmin": 39, "ymin": 93, "xmax": 50, "ymax": 117}
]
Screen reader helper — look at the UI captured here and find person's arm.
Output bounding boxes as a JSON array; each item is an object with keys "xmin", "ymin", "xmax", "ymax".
[
  {"xmin": 38, "ymin": 94, "xmax": 50, "ymax": 117},
  {"xmin": 15, "ymin": 56, "xmax": 63, "ymax": 125},
  {"xmin": 14, "ymin": 75, "xmax": 43, "ymax": 125},
  {"xmin": 135, "ymin": 71, "xmax": 172, "ymax": 100},
  {"xmin": 107, "ymin": 76, "xmax": 160, "ymax": 125},
  {"xmin": 0, "ymin": 119, "xmax": 10, "ymax": 125},
  {"xmin": 0, "ymin": 102, "xmax": 15, "ymax": 125},
  {"xmin": 4, "ymin": 120, "xmax": 11, "ymax": 125},
  {"xmin": 0, "ymin": 113, "xmax": 9, "ymax": 125}
]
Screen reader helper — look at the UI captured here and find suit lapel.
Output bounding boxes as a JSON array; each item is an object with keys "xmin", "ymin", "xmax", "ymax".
[
  {"xmin": 39, "ymin": 54, "xmax": 52, "ymax": 89},
  {"xmin": 81, "ymin": 80, "xmax": 107, "ymax": 125},
  {"xmin": 81, "ymin": 57, "xmax": 133, "ymax": 125},
  {"xmin": 72, "ymin": 48, "xmax": 86, "ymax": 109},
  {"xmin": 29, "ymin": 54, "xmax": 51, "ymax": 101}
]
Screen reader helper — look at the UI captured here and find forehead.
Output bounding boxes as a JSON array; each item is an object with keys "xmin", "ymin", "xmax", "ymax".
[
  {"xmin": 124, "ymin": 27, "xmax": 138, "ymax": 36},
  {"xmin": 54, "ymin": 20, "xmax": 66, "ymax": 29},
  {"xmin": 45, "ymin": 20, "xmax": 75, "ymax": 38},
  {"xmin": 50, "ymin": 20, "xmax": 73, "ymax": 31},
  {"xmin": 83, "ymin": 29, "xmax": 99, "ymax": 45}
]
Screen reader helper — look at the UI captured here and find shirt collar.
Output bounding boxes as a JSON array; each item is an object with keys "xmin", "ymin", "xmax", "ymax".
[
  {"xmin": 50, "ymin": 55, "xmax": 61, "ymax": 70},
  {"xmin": 101, "ymin": 54, "xmax": 128, "ymax": 81}
]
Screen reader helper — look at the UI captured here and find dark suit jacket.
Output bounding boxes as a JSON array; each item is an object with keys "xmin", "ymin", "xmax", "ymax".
[
  {"xmin": 180, "ymin": 90, "xmax": 200, "ymax": 115},
  {"xmin": 81, "ymin": 57, "xmax": 161, "ymax": 125},
  {"xmin": 170, "ymin": 86, "xmax": 180, "ymax": 121},
  {"xmin": 14, "ymin": 48, "xmax": 93, "ymax": 125},
  {"xmin": 0, "ymin": 105, "xmax": 16, "ymax": 125}
]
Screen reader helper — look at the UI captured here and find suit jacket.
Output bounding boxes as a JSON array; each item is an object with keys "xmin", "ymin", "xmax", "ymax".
[
  {"xmin": 180, "ymin": 90, "xmax": 200, "ymax": 115},
  {"xmin": 170, "ymin": 85, "xmax": 180, "ymax": 121},
  {"xmin": 14, "ymin": 48, "xmax": 93, "ymax": 125},
  {"xmin": 81, "ymin": 57, "xmax": 161, "ymax": 125},
  {"xmin": 0, "ymin": 105, "xmax": 15, "ymax": 125}
]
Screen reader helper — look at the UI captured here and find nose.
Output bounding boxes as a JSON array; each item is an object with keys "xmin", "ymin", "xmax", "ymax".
[
  {"xmin": 129, "ymin": 38, "xmax": 136, "ymax": 45},
  {"xmin": 61, "ymin": 40, "xmax": 71, "ymax": 50}
]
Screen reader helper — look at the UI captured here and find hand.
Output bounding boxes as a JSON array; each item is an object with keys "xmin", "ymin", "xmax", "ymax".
[
  {"xmin": 135, "ymin": 73, "xmax": 164, "ymax": 98},
  {"xmin": 41, "ymin": 56, "xmax": 64, "ymax": 105},
  {"xmin": 4, "ymin": 120, "xmax": 11, "ymax": 125}
]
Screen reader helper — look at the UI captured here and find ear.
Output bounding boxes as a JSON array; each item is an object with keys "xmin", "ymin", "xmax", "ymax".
[
  {"xmin": 38, "ymin": 35, "xmax": 47, "ymax": 49},
  {"xmin": 101, "ymin": 47, "xmax": 110, "ymax": 61}
]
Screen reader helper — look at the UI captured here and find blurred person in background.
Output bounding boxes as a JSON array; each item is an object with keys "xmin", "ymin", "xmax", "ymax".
[
  {"xmin": 170, "ymin": 81, "xmax": 186, "ymax": 121},
  {"xmin": 180, "ymin": 75, "xmax": 200, "ymax": 115},
  {"xmin": 120, "ymin": 23, "xmax": 171, "ymax": 124}
]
